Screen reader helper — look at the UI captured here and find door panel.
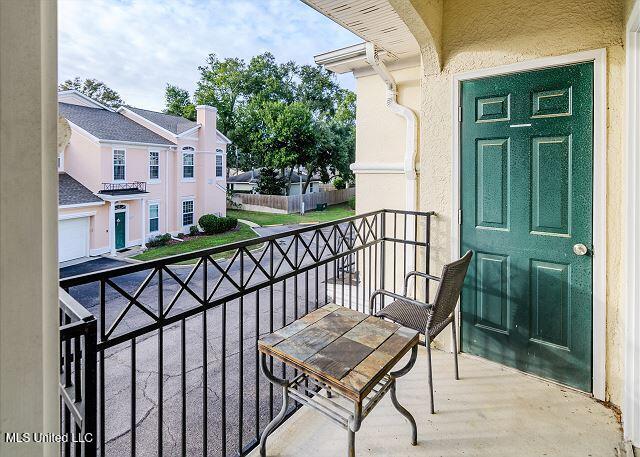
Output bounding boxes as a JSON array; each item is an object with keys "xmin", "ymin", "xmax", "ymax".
[
  {"xmin": 460, "ymin": 63, "xmax": 593, "ymax": 391},
  {"xmin": 115, "ymin": 211, "xmax": 126, "ymax": 250}
]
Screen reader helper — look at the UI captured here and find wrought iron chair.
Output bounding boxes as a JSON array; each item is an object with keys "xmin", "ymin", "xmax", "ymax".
[{"xmin": 369, "ymin": 250, "xmax": 473, "ymax": 414}]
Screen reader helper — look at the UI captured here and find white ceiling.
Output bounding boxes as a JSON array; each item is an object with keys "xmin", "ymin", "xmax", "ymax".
[{"xmin": 301, "ymin": 0, "xmax": 420, "ymax": 60}]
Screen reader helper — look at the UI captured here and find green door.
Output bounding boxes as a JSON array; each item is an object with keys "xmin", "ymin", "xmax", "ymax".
[
  {"xmin": 115, "ymin": 210, "xmax": 126, "ymax": 250},
  {"xmin": 460, "ymin": 63, "xmax": 593, "ymax": 391}
]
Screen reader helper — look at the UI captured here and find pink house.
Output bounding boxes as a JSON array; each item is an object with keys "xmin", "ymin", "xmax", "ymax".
[{"xmin": 57, "ymin": 90, "xmax": 230, "ymax": 262}]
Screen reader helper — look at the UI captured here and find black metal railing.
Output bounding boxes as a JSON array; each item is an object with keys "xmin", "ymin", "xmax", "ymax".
[
  {"xmin": 60, "ymin": 289, "xmax": 98, "ymax": 457},
  {"xmin": 100, "ymin": 181, "xmax": 147, "ymax": 194},
  {"xmin": 59, "ymin": 209, "xmax": 433, "ymax": 457}
]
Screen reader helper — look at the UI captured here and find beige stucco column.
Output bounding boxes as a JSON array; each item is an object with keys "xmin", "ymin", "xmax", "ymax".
[
  {"xmin": 140, "ymin": 198, "xmax": 146, "ymax": 247},
  {"xmin": 109, "ymin": 201, "xmax": 116, "ymax": 255},
  {"xmin": 0, "ymin": 1, "xmax": 59, "ymax": 456}
]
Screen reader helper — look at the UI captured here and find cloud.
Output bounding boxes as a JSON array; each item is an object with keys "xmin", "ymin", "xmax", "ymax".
[{"xmin": 58, "ymin": 0, "xmax": 359, "ymax": 110}]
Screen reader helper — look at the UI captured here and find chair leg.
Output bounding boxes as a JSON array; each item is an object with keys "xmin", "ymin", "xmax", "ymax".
[
  {"xmin": 451, "ymin": 322, "xmax": 459, "ymax": 381},
  {"xmin": 426, "ymin": 340, "xmax": 435, "ymax": 414}
]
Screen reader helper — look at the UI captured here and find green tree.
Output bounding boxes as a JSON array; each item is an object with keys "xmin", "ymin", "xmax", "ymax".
[
  {"xmin": 164, "ymin": 84, "xmax": 195, "ymax": 120},
  {"xmin": 59, "ymin": 77, "xmax": 124, "ymax": 108},
  {"xmin": 295, "ymin": 65, "xmax": 343, "ymax": 116},
  {"xmin": 255, "ymin": 167, "xmax": 286, "ymax": 195},
  {"xmin": 194, "ymin": 54, "xmax": 247, "ymax": 136},
  {"xmin": 168, "ymin": 52, "xmax": 356, "ymax": 189}
]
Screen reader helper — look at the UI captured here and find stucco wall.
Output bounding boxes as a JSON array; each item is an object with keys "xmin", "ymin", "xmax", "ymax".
[
  {"xmin": 354, "ymin": 65, "xmax": 421, "ymax": 214},
  {"xmin": 354, "ymin": 0, "xmax": 626, "ymax": 405}
]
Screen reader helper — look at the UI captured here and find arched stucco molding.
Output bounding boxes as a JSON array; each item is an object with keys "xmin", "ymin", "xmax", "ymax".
[{"xmin": 388, "ymin": 0, "xmax": 443, "ymax": 74}]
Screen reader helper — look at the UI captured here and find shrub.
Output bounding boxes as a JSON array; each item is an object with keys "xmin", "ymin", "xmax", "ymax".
[
  {"xmin": 199, "ymin": 214, "xmax": 238, "ymax": 234},
  {"xmin": 189, "ymin": 225, "xmax": 200, "ymax": 236},
  {"xmin": 333, "ymin": 176, "xmax": 346, "ymax": 190},
  {"xmin": 224, "ymin": 216, "xmax": 238, "ymax": 231},
  {"xmin": 146, "ymin": 233, "xmax": 172, "ymax": 248},
  {"xmin": 347, "ymin": 196, "xmax": 355, "ymax": 210}
]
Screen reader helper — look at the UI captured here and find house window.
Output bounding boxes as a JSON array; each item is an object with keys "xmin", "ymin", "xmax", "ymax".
[
  {"xmin": 215, "ymin": 151, "xmax": 223, "ymax": 178},
  {"xmin": 149, "ymin": 151, "xmax": 159, "ymax": 180},
  {"xmin": 182, "ymin": 200, "xmax": 194, "ymax": 226},
  {"xmin": 113, "ymin": 149, "xmax": 125, "ymax": 181},
  {"xmin": 182, "ymin": 147, "xmax": 194, "ymax": 179},
  {"xmin": 149, "ymin": 203, "xmax": 159, "ymax": 233},
  {"xmin": 57, "ymin": 152, "xmax": 64, "ymax": 171}
]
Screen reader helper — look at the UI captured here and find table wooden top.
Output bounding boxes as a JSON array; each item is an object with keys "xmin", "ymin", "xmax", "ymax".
[{"xmin": 258, "ymin": 303, "xmax": 419, "ymax": 402}]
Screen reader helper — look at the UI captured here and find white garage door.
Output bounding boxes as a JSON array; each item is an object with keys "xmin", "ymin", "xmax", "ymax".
[{"xmin": 59, "ymin": 217, "xmax": 89, "ymax": 263}]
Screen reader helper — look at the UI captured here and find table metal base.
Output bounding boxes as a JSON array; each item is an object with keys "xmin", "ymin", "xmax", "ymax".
[{"xmin": 259, "ymin": 345, "xmax": 418, "ymax": 456}]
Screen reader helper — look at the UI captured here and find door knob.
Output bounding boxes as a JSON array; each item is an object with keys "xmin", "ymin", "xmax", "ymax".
[{"xmin": 573, "ymin": 243, "xmax": 588, "ymax": 256}]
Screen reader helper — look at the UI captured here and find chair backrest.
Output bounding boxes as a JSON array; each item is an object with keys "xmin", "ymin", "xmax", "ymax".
[{"xmin": 427, "ymin": 250, "xmax": 473, "ymax": 333}]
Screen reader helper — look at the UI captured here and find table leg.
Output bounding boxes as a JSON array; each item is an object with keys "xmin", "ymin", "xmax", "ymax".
[
  {"xmin": 347, "ymin": 427, "xmax": 355, "ymax": 457},
  {"xmin": 347, "ymin": 401, "xmax": 362, "ymax": 457},
  {"xmin": 389, "ymin": 345, "xmax": 418, "ymax": 445},
  {"xmin": 259, "ymin": 353, "xmax": 289, "ymax": 457}
]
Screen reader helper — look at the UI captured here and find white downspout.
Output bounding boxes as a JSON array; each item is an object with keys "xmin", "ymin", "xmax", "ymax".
[{"xmin": 364, "ymin": 42, "xmax": 418, "ymax": 212}]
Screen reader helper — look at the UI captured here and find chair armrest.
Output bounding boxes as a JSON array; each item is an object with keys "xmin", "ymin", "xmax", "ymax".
[
  {"xmin": 403, "ymin": 271, "xmax": 441, "ymax": 296},
  {"xmin": 369, "ymin": 289, "xmax": 432, "ymax": 315}
]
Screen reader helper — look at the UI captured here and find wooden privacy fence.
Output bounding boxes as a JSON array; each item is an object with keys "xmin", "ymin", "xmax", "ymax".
[{"xmin": 229, "ymin": 187, "xmax": 355, "ymax": 214}]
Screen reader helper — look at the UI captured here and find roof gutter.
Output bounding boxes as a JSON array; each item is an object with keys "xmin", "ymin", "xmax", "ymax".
[{"xmin": 364, "ymin": 42, "xmax": 418, "ymax": 211}]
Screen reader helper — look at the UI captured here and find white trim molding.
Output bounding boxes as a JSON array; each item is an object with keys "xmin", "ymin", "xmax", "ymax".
[
  {"xmin": 59, "ymin": 89, "xmax": 115, "ymax": 112},
  {"xmin": 112, "ymin": 146, "xmax": 126, "ymax": 182},
  {"xmin": 450, "ymin": 49, "xmax": 607, "ymax": 400},
  {"xmin": 148, "ymin": 148, "xmax": 161, "ymax": 183},
  {"xmin": 89, "ymin": 246, "xmax": 110, "ymax": 257},
  {"xmin": 59, "ymin": 201, "xmax": 104, "ymax": 209},
  {"xmin": 625, "ymin": 1, "xmax": 640, "ymax": 446},
  {"xmin": 58, "ymin": 210, "xmax": 97, "ymax": 221},
  {"xmin": 180, "ymin": 196, "xmax": 195, "ymax": 230},
  {"xmin": 350, "ymin": 162, "xmax": 406, "ymax": 174}
]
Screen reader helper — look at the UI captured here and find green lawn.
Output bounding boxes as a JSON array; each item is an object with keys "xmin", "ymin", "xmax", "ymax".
[
  {"xmin": 227, "ymin": 203, "xmax": 354, "ymax": 226},
  {"xmin": 132, "ymin": 222, "xmax": 259, "ymax": 262}
]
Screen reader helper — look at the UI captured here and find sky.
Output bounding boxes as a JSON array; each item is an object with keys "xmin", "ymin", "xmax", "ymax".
[{"xmin": 58, "ymin": 0, "xmax": 359, "ymax": 111}]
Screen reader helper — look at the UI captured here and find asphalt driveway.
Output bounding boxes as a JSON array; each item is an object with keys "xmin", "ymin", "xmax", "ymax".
[{"xmin": 60, "ymin": 257, "xmax": 128, "ymax": 279}]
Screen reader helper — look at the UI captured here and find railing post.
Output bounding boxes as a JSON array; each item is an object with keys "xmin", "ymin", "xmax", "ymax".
[
  {"xmin": 380, "ymin": 211, "xmax": 386, "ymax": 304},
  {"xmin": 84, "ymin": 318, "xmax": 98, "ymax": 457}
]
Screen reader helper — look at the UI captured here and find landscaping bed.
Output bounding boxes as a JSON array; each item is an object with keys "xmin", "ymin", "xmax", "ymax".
[{"xmin": 133, "ymin": 222, "xmax": 258, "ymax": 262}]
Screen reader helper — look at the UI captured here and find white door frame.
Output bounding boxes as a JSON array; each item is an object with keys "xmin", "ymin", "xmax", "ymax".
[
  {"xmin": 114, "ymin": 203, "xmax": 128, "ymax": 250},
  {"xmin": 624, "ymin": 1, "xmax": 640, "ymax": 446},
  {"xmin": 450, "ymin": 49, "xmax": 607, "ymax": 400}
]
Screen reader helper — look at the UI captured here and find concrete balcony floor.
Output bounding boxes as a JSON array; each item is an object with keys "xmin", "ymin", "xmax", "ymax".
[{"xmin": 251, "ymin": 347, "xmax": 622, "ymax": 457}]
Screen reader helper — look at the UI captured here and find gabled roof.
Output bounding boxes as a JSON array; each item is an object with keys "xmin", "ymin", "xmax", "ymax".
[
  {"xmin": 124, "ymin": 106, "xmax": 233, "ymax": 144},
  {"xmin": 58, "ymin": 172, "xmax": 103, "ymax": 206},
  {"xmin": 126, "ymin": 106, "xmax": 197, "ymax": 135},
  {"xmin": 59, "ymin": 102, "xmax": 175, "ymax": 146},
  {"xmin": 58, "ymin": 89, "xmax": 115, "ymax": 111},
  {"xmin": 227, "ymin": 169, "xmax": 322, "ymax": 184}
]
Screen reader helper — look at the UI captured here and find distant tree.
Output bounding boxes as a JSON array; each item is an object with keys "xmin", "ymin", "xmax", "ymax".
[
  {"xmin": 255, "ymin": 167, "xmax": 286, "ymax": 196},
  {"xmin": 333, "ymin": 176, "xmax": 346, "ymax": 189},
  {"xmin": 295, "ymin": 64, "xmax": 343, "ymax": 116},
  {"xmin": 164, "ymin": 84, "xmax": 196, "ymax": 120},
  {"xmin": 59, "ymin": 77, "xmax": 124, "ymax": 108},
  {"xmin": 193, "ymin": 54, "xmax": 248, "ymax": 136}
]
